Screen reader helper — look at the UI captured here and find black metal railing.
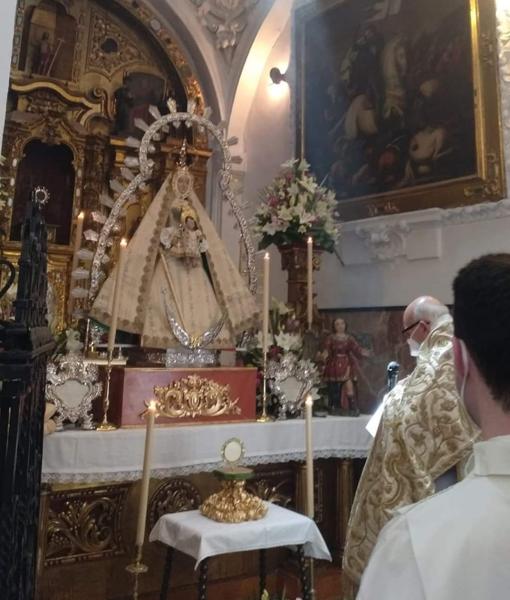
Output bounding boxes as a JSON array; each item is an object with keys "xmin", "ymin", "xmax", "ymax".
[{"xmin": 0, "ymin": 196, "xmax": 55, "ymax": 600}]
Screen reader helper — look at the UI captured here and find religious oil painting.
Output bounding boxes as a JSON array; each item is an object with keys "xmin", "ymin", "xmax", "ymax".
[
  {"xmin": 295, "ymin": 0, "xmax": 504, "ymax": 221},
  {"xmin": 320, "ymin": 307, "xmax": 415, "ymax": 414}
]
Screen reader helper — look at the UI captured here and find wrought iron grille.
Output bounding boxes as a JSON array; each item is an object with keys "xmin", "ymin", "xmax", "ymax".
[{"xmin": 0, "ymin": 196, "xmax": 55, "ymax": 600}]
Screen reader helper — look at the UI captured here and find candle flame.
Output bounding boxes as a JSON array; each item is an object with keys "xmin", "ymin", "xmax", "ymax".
[
  {"xmin": 307, "ymin": 236, "xmax": 312, "ymax": 244},
  {"xmin": 305, "ymin": 394, "xmax": 313, "ymax": 407},
  {"xmin": 149, "ymin": 400, "xmax": 157, "ymax": 412},
  {"xmin": 78, "ymin": 211, "xmax": 85, "ymax": 220},
  {"xmin": 264, "ymin": 252, "xmax": 269, "ymax": 259},
  {"xmin": 120, "ymin": 237, "xmax": 128, "ymax": 248}
]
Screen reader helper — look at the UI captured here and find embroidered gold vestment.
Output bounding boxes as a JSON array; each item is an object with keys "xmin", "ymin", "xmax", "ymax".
[{"xmin": 343, "ymin": 315, "xmax": 479, "ymax": 585}]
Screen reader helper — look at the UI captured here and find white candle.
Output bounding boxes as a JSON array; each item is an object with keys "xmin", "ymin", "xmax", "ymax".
[
  {"xmin": 262, "ymin": 252, "xmax": 270, "ymax": 361},
  {"xmin": 67, "ymin": 211, "xmax": 85, "ymax": 319},
  {"xmin": 307, "ymin": 236, "xmax": 313, "ymax": 329},
  {"xmin": 72, "ymin": 211, "xmax": 85, "ymax": 270},
  {"xmin": 305, "ymin": 394, "xmax": 314, "ymax": 519},
  {"xmin": 107, "ymin": 238, "xmax": 127, "ymax": 357},
  {"xmin": 135, "ymin": 400, "xmax": 157, "ymax": 547}
]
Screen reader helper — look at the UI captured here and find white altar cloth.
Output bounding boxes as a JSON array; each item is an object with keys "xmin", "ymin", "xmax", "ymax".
[
  {"xmin": 149, "ymin": 503, "xmax": 332, "ymax": 567},
  {"xmin": 42, "ymin": 415, "xmax": 372, "ymax": 483}
]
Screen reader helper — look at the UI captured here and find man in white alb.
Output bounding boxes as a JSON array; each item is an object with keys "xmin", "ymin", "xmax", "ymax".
[{"xmin": 357, "ymin": 253, "xmax": 510, "ymax": 599}]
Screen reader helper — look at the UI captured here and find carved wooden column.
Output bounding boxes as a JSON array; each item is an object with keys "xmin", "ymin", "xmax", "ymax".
[
  {"xmin": 82, "ymin": 134, "xmax": 110, "ymax": 213},
  {"xmin": 279, "ymin": 245, "xmax": 322, "ymax": 325}
]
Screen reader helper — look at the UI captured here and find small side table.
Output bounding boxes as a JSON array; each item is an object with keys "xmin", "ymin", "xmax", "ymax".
[{"xmin": 149, "ymin": 503, "xmax": 331, "ymax": 600}]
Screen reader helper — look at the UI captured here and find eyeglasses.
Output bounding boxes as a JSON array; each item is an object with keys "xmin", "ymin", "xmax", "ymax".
[{"xmin": 401, "ymin": 320, "xmax": 421, "ymax": 335}]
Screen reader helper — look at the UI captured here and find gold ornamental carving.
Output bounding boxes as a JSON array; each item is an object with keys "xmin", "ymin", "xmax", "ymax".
[
  {"xmin": 464, "ymin": 151, "xmax": 503, "ymax": 199},
  {"xmin": 154, "ymin": 375, "xmax": 241, "ymax": 419},
  {"xmin": 148, "ymin": 478, "xmax": 202, "ymax": 530},
  {"xmin": 200, "ymin": 480, "xmax": 268, "ymax": 523},
  {"xmin": 44, "ymin": 484, "xmax": 128, "ymax": 566},
  {"xmin": 247, "ymin": 477, "xmax": 293, "ymax": 508},
  {"xmin": 87, "ymin": 8, "xmax": 149, "ymax": 77}
]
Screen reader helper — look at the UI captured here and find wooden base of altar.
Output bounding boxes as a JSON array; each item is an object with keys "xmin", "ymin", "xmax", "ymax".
[
  {"xmin": 109, "ymin": 366, "xmax": 257, "ymax": 426},
  {"xmin": 36, "ymin": 458, "xmax": 362, "ymax": 600}
]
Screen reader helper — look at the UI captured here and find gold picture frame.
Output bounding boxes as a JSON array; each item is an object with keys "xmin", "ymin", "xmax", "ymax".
[{"xmin": 295, "ymin": 0, "xmax": 505, "ymax": 221}]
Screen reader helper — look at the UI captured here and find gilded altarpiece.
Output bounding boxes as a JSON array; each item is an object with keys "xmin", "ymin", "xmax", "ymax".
[{"xmin": 1, "ymin": 0, "xmax": 209, "ymax": 330}]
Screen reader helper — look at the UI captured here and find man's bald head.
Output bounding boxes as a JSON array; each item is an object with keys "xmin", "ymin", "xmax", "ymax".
[{"xmin": 403, "ymin": 296, "xmax": 449, "ymax": 345}]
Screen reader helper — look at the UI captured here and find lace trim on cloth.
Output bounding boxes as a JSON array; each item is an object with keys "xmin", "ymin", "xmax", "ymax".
[{"xmin": 41, "ymin": 448, "xmax": 369, "ymax": 484}]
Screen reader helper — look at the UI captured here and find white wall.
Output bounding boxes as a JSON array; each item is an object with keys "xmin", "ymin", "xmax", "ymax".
[
  {"xmin": 242, "ymin": 18, "xmax": 293, "ymax": 300},
  {"xmin": 235, "ymin": 1, "xmax": 510, "ymax": 310},
  {"xmin": 0, "ymin": 1, "xmax": 17, "ymax": 142}
]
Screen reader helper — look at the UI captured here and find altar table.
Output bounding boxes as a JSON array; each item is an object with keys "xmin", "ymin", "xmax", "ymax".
[
  {"xmin": 42, "ymin": 415, "xmax": 372, "ymax": 483},
  {"xmin": 38, "ymin": 417, "xmax": 372, "ymax": 599},
  {"xmin": 149, "ymin": 504, "xmax": 332, "ymax": 600}
]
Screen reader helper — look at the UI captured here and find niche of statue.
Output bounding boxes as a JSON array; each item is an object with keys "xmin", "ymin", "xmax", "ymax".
[
  {"xmin": 10, "ymin": 140, "xmax": 75, "ymax": 245},
  {"xmin": 19, "ymin": 0, "xmax": 77, "ymax": 80},
  {"xmin": 113, "ymin": 72, "xmax": 169, "ymax": 137}
]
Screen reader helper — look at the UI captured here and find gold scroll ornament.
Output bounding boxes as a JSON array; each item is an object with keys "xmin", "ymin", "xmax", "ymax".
[
  {"xmin": 200, "ymin": 479, "xmax": 267, "ymax": 523},
  {"xmin": 153, "ymin": 375, "xmax": 241, "ymax": 419}
]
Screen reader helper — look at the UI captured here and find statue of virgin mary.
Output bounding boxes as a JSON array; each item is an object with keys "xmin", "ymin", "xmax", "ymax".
[{"xmin": 90, "ymin": 151, "xmax": 258, "ymax": 350}]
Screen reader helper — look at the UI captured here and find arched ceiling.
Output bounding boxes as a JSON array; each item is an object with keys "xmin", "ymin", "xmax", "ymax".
[{"xmin": 146, "ymin": 0, "xmax": 282, "ymax": 124}]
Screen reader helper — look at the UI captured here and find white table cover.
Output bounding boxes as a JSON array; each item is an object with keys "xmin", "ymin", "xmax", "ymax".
[
  {"xmin": 42, "ymin": 415, "xmax": 372, "ymax": 483},
  {"xmin": 149, "ymin": 503, "xmax": 332, "ymax": 567}
]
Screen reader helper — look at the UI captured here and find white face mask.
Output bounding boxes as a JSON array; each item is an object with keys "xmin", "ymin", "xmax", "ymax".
[{"xmin": 407, "ymin": 337, "xmax": 421, "ymax": 357}]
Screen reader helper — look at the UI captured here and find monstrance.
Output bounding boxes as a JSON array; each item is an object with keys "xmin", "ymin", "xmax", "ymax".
[{"xmin": 199, "ymin": 437, "xmax": 267, "ymax": 523}]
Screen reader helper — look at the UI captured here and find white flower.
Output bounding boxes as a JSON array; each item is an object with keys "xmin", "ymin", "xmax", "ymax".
[
  {"xmin": 294, "ymin": 202, "xmax": 315, "ymax": 225},
  {"xmin": 288, "ymin": 182, "xmax": 299, "ymax": 197},
  {"xmin": 297, "ymin": 158, "xmax": 310, "ymax": 172},
  {"xmin": 271, "ymin": 297, "xmax": 290, "ymax": 314},
  {"xmin": 262, "ymin": 218, "xmax": 284, "ymax": 236},
  {"xmin": 297, "ymin": 178, "xmax": 315, "ymax": 194},
  {"xmin": 281, "ymin": 158, "xmax": 298, "ymax": 169},
  {"xmin": 277, "ymin": 205, "xmax": 293, "ymax": 222},
  {"xmin": 275, "ymin": 332, "xmax": 302, "ymax": 352}
]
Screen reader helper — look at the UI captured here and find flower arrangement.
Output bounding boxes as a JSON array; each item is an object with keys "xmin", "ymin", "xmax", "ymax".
[
  {"xmin": 253, "ymin": 159, "xmax": 340, "ymax": 252},
  {"xmin": 240, "ymin": 298, "xmax": 321, "ymax": 418}
]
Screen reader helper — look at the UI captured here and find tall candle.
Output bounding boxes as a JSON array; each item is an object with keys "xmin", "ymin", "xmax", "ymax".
[
  {"xmin": 67, "ymin": 211, "xmax": 85, "ymax": 319},
  {"xmin": 307, "ymin": 236, "xmax": 313, "ymax": 329},
  {"xmin": 107, "ymin": 238, "xmax": 127, "ymax": 357},
  {"xmin": 305, "ymin": 394, "xmax": 314, "ymax": 519},
  {"xmin": 72, "ymin": 211, "xmax": 85, "ymax": 271},
  {"xmin": 262, "ymin": 252, "xmax": 270, "ymax": 361},
  {"xmin": 135, "ymin": 400, "xmax": 157, "ymax": 547}
]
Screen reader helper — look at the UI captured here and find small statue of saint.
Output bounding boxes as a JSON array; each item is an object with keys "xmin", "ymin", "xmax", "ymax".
[
  {"xmin": 318, "ymin": 317, "xmax": 370, "ymax": 416},
  {"xmin": 33, "ymin": 32, "xmax": 53, "ymax": 76}
]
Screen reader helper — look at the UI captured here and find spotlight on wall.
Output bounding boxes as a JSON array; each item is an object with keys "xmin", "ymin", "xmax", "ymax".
[{"xmin": 269, "ymin": 67, "xmax": 287, "ymax": 85}]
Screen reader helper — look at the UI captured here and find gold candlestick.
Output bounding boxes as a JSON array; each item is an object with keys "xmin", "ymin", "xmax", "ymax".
[
  {"xmin": 126, "ymin": 543, "xmax": 148, "ymax": 600},
  {"xmin": 126, "ymin": 543, "xmax": 149, "ymax": 575},
  {"xmin": 96, "ymin": 352, "xmax": 117, "ymax": 431}
]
